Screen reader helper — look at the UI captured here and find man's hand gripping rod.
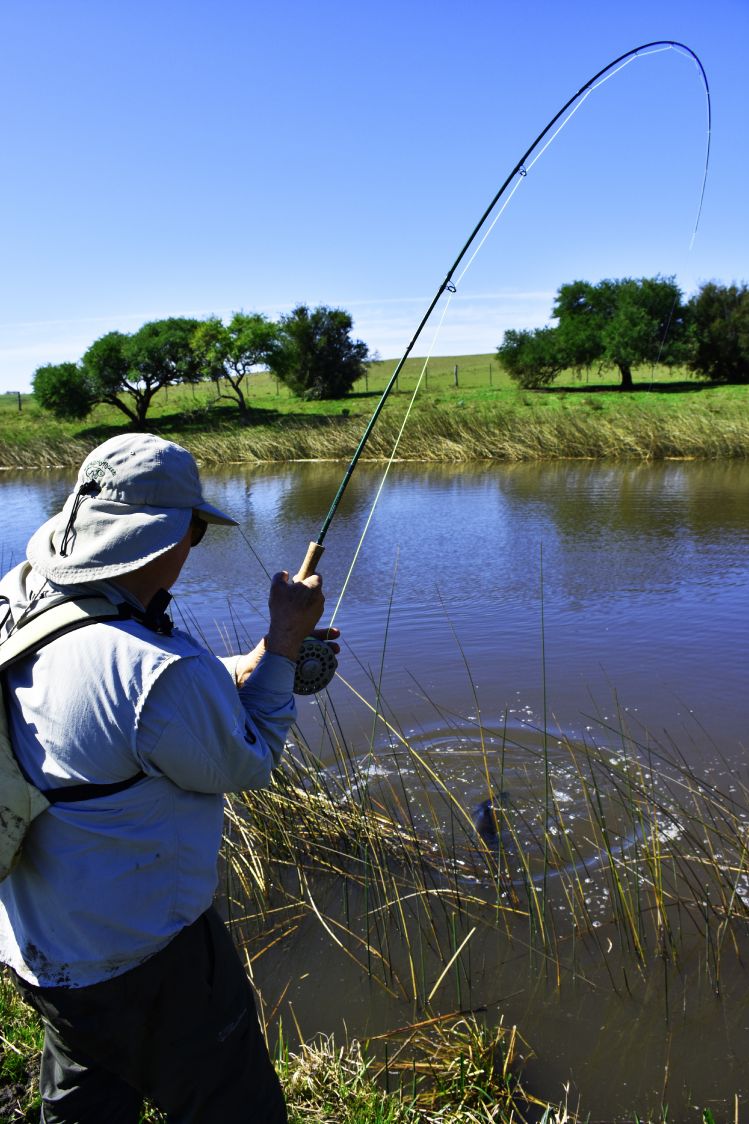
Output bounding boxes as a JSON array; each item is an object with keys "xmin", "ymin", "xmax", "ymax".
[{"xmin": 292, "ymin": 541, "xmax": 338, "ymax": 695}]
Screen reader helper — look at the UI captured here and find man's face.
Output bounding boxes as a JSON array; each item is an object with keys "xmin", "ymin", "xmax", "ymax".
[{"xmin": 190, "ymin": 514, "xmax": 208, "ymax": 546}]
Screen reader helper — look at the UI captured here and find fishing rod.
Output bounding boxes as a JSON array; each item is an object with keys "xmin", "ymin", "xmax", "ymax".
[{"xmin": 292, "ymin": 40, "xmax": 711, "ymax": 695}]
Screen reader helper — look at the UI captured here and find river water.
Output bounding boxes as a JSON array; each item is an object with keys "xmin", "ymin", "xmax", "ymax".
[{"xmin": 2, "ymin": 459, "xmax": 748, "ymax": 1117}]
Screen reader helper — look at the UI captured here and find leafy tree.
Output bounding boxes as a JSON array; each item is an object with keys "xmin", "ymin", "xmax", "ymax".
[
  {"xmin": 192, "ymin": 313, "xmax": 281, "ymax": 415},
  {"xmin": 34, "ymin": 318, "xmax": 202, "ymax": 427},
  {"xmin": 687, "ymin": 281, "xmax": 749, "ymax": 384},
  {"xmin": 113, "ymin": 318, "xmax": 204, "ymax": 424},
  {"xmin": 32, "ymin": 362, "xmax": 95, "ymax": 420},
  {"xmin": 272, "ymin": 305, "xmax": 369, "ymax": 399},
  {"xmin": 498, "ymin": 277, "xmax": 686, "ymax": 392},
  {"xmin": 553, "ymin": 276, "xmax": 687, "ymax": 390},
  {"xmin": 80, "ymin": 332, "xmax": 133, "ymax": 419},
  {"xmin": 497, "ymin": 328, "xmax": 564, "ymax": 389}
]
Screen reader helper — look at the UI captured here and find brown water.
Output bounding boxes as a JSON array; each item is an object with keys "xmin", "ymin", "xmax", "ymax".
[{"xmin": 2, "ymin": 460, "xmax": 748, "ymax": 1118}]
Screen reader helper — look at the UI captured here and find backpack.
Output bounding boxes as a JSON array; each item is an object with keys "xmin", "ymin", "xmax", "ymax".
[{"xmin": 0, "ymin": 597, "xmax": 146, "ymax": 882}]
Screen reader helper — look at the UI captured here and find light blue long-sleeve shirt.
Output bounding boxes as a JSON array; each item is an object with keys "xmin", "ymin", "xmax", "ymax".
[{"xmin": 0, "ymin": 612, "xmax": 296, "ymax": 987}]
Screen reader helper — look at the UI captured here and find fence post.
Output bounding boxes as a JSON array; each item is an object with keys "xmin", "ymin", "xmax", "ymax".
[
  {"xmin": 17, "ymin": 391, "xmax": 22, "ymax": 412},
  {"xmin": 453, "ymin": 364, "xmax": 459, "ymax": 387}
]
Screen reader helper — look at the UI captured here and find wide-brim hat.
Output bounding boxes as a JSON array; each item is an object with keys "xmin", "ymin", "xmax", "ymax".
[{"xmin": 27, "ymin": 433, "xmax": 237, "ymax": 583}]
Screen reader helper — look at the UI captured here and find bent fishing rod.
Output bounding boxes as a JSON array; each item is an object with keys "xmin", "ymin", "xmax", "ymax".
[{"xmin": 291, "ymin": 40, "xmax": 711, "ymax": 695}]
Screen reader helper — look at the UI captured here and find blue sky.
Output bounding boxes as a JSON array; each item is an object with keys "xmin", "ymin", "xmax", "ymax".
[{"xmin": 1, "ymin": 0, "xmax": 747, "ymax": 392}]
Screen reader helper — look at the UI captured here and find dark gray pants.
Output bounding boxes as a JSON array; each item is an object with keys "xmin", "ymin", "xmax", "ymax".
[{"xmin": 12, "ymin": 908, "xmax": 287, "ymax": 1124}]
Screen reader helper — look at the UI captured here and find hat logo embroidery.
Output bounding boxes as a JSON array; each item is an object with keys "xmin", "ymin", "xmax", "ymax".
[{"xmin": 83, "ymin": 460, "xmax": 115, "ymax": 485}]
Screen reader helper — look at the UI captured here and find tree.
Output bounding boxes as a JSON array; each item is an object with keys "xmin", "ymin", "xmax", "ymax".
[
  {"xmin": 192, "ymin": 313, "xmax": 281, "ymax": 415},
  {"xmin": 34, "ymin": 319, "xmax": 203, "ymax": 427},
  {"xmin": 114, "ymin": 318, "xmax": 204, "ymax": 425},
  {"xmin": 32, "ymin": 362, "xmax": 95, "ymax": 420},
  {"xmin": 80, "ymin": 332, "xmax": 134, "ymax": 420},
  {"xmin": 553, "ymin": 276, "xmax": 687, "ymax": 390},
  {"xmin": 687, "ymin": 282, "xmax": 749, "ymax": 384},
  {"xmin": 271, "ymin": 305, "xmax": 369, "ymax": 398},
  {"xmin": 497, "ymin": 327, "xmax": 564, "ymax": 389}
]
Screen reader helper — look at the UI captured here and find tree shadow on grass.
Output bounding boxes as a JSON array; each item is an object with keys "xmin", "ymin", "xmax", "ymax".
[
  {"xmin": 73, "ymin": 403, "xmax": 356, "ymax": 443},
  {"xmin": 345, "ymin": 389, "xmax": 387, "ymax": 400},
  {"xmin": 536, "ymin": 379, "xmax": 717, "ymax": 395}
]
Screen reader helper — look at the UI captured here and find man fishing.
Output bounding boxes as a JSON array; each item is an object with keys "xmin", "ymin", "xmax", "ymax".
[{"xmin": 0, "ymin": 432, "xmax": 338, "ymax": 1123}]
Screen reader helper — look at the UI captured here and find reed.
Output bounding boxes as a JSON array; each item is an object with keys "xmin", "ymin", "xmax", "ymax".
[
  {"xmin": 277, "ymin": 1016, "xmax": 532, "ymax": 1122},
  {"xmin": 225, "ymin": 693, "xmax": 749, "ymax": 978}
]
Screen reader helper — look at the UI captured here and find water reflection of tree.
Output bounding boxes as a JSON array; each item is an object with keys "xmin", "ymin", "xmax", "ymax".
[
  {"xmin": 263, "ymin": 463, "xmax": 503, "ymax": 532},
  {"xmin": 195, "ymin": 460, "xmax": 749, "ymax": 609},
  {"xmin": 497, "ymin": 461, "xmax": 749, "ymax": 540},
  {"xmin": 490, "ymin": 461, "xmax": 749, "ymax": 604}
]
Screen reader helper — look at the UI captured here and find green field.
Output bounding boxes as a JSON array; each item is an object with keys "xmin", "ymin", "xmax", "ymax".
[{"xmin": 1, "ymin": 354, "xmax": 748, "ymax": 467}]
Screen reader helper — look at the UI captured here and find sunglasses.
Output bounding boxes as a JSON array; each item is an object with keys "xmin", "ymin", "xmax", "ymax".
[{"xmin": 190, "ymin": 514, "xmax": 208, "ymax": 546}]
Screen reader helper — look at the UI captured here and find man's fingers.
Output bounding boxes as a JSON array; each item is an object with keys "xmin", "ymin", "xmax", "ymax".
[
  {"xmin": 309, "ymin": 626, "xmax": 340, "ymax": 654},
  {"xmin": 311, "ymin": 626, "xmax": 340, "ymax": 640},
  {"xmin": 273, "ymin": 570, "xmax": 322, "ymax": 593}
]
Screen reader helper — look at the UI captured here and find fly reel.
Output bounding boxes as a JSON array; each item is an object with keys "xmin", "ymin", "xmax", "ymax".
[{"xmin": 293, "ymin": 635, "xmax": 338, "ymax": 695}]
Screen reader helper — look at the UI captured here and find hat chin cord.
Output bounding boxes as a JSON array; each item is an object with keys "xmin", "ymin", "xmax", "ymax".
[{"xmin": 59, "ymin": 481, "xmax": 101, "ymax": 558}]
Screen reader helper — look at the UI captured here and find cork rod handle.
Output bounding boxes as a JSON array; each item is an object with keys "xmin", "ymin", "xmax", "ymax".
[{"xmin": 295, "ymin": 540, "xmax": 325, "ymax": 581}]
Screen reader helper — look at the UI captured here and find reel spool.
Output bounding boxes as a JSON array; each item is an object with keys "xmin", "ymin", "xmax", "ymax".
[{"xmin": 293, "ymin": 636, "xmax": 338, "ymax": 695}]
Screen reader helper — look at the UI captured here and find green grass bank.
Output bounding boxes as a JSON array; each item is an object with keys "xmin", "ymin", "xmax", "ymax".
[{"xmin": 2, "ymin": 355, "xmax": 748, "ymax": 467}]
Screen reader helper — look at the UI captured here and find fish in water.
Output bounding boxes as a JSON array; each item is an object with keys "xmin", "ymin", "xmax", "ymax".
[
  {"xmin": 473, "ymin": 794, "xmax": 646, "ymax": 887},
  {"xmin": 471, "ymin": 793, "xmax": 510, "ymax": 850}
]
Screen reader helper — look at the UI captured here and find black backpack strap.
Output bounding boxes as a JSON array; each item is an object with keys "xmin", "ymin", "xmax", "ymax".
[{"xmin": 43, "ymin": 771, "xmax": 147, "ymax": 804}]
